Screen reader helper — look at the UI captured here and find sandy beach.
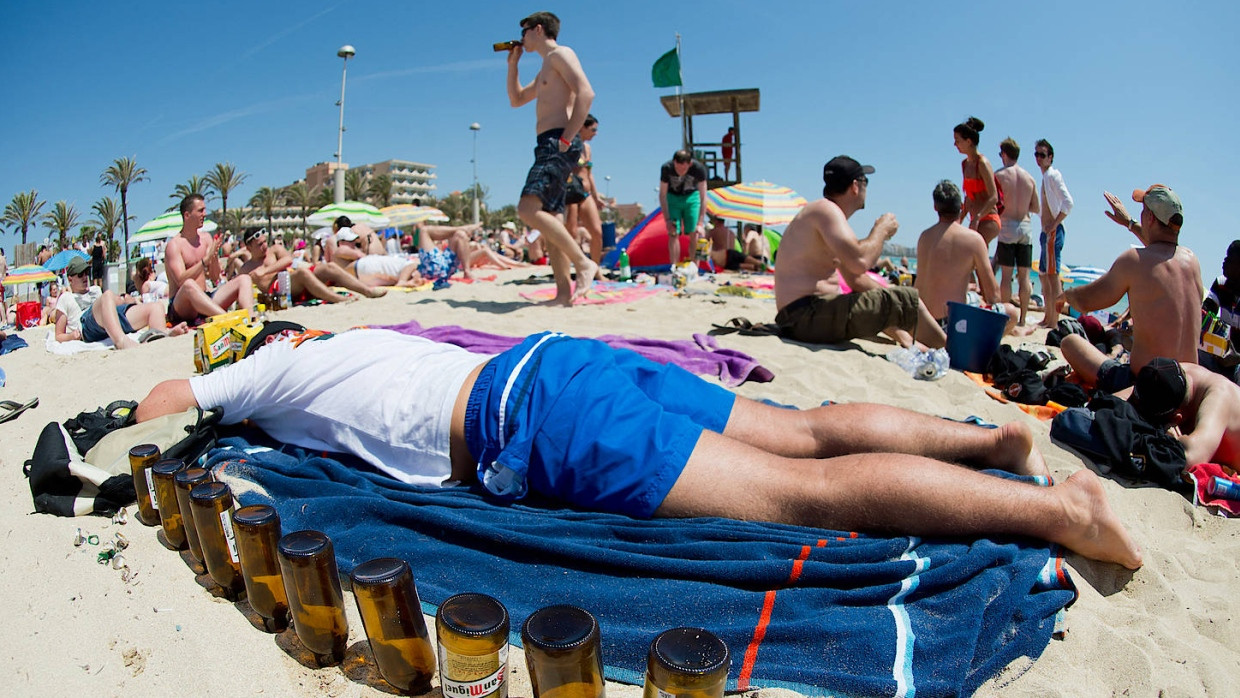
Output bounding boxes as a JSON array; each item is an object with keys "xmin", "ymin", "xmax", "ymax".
[{"xmin": 1, "ymin": 269, "xmax": 1236, "ymax": 697}]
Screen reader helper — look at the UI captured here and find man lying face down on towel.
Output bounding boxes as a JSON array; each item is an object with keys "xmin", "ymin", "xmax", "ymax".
[{"xmin": 135, "ymin": 328, "xmax": 1142, "ymax": 569}]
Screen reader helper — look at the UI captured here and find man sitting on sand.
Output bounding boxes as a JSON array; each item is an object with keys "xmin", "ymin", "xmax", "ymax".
[
  {"xmin": 53, "ymin": 257, "xmax": 186, "ymax": 349},
  {"xmin": 165, "ymin": 194, "xmax": 253, "ymax": 326},
  {"xmin": 774, "ymin": 156, "xmax": 946, "ymax": 349},
  {"xmin": 707, "ymin": 217, "xmax": 766, "ymax": 272},
  {"xmin": 915, "ymin": 181, "xmax": 1025, "ymax": 335},
  {"xmin": 1127, "ymin": 358, "xmax": 1240, "ymax": 470},
  {"xmin": 236, "ymin": 228, "xmax": 384, "ymax": 304},
  {"xmin": 1060, "ymin": 185, "xmax": 1204, "ymax": 392},
  {"xmin": 135, "ymin": 327, "xmax": 1142, "ymax": 569}
]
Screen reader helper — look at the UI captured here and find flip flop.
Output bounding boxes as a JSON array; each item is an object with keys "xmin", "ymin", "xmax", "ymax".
[{"xmin": 0, "ymin": 397, "xmax": 39, "ymax": 425}]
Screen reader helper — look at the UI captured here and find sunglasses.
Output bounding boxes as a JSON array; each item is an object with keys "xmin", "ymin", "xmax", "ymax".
[
  {"xmin": 521, "ymin": 26, "xmax": 532, "ymax": 36},
  {"xmin": 856, "ymin": 175, "xmax": 869, "ymax": 185},
  {"xmin": 1034, "ymin": 152, "xmax": 1049, "ymax": 159}
]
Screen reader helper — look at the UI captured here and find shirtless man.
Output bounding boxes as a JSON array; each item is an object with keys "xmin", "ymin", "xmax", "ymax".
[
  {"xmin": 707, "ymin": 217, "xmax": 765, "ymax": 272},
  {"xmin": 506, "ymin": 11, "xmax": 599, "ymax": 305},
  {"xmin": 914, "ymin": 181, "xmax": 1022, "ymax": 335},
  {"xmin": 994, "ymin": 138, "xmax": 1040, "ymax": 327},
  {"xmin": 774, "ymin": 156, "xmax": 945, "ymax": 349},
  {"xmin": 1127, "ymin": 358, "xmax": 1240, "ymax": 470},
  {"xmin": 236, "ymin": 228, "xmax": 382, "ymax": 304},
  {"xmin": 165, "ymin": 194, "xmax": 253, "ymax": 325},
  {"xmin": 1060, "ymin": 185, "xmax": 1204, "ymax": 392}
]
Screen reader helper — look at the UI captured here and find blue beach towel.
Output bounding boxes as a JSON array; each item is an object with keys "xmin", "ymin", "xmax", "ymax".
[{"xmin": 209, "ymin": 432, "xmax": 1075, "ymax": 697}]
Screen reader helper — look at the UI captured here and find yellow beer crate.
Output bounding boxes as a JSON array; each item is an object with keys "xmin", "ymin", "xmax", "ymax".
[
  {"xmin": 193, "ymin": 309, "xmax": 252, "ymax": 374},
  {"xmin": 230, "ymin": 322, "xmax": 265, "ymax": 364}
]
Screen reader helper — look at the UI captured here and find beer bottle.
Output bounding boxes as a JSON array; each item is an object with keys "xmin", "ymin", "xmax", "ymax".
[
  {"xmin": 189, "ymin": 481, "xmax": 246, "ymax": 600},
  {"xmin": 642, "ymin": 628, "xmax": 730, "ymax": 698},
  {"xmin": 174, "ymin": 467, "xmax": 213, "ymax": 570},
  {"xmin": 521, "ymin": 605, "xmax": 605, "ymax": 698},
  {"xmin": 150, "ymin": 458, "xmax": 188, "ymax": 550},
  {"xmin": 278, "ymin": 530, "xmax": 349, "ymax": 665},
  {"xmin": 127, "ymin": 444, "xmax": 162, "ymax": 526},
  {"xmin": 350, "ymin": 557, "xmax": 435, "ymax": 694},
  {"xmin": 493, "ymin": 40, "xmax": 520, "ymax": 52},
  {"xmin": 232, "ymin": 504, "xmax": 289, "ymax": 633},
  {"xmin": 436, "ymin": 593, "xmax": 510, "ymax": 698}
]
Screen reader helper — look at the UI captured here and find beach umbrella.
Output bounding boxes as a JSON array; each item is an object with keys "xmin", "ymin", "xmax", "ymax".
[
  {"xmin": 3, "ymin": 264, "xmax": 57, "ymax": 286},
  {"xmin": 307, "ymin": 201, "xmax": 390, "ymax": 227},
  {"xmin": 705, "ymin": 181, "xmax": 808, "ymax": 226},
  {"xmin": 312, "ymin": 226, "xmax": 334, "ymax": 241},
  {"xmin": 379, "ymin": 204, "xmax": 449, "ymax": 226},
  {"xmin": 130, "ymin": 210, "xmax": 218, "ymax": 246},
  {"xmin": 43, "ymin": 249, "xmax": 90, "ymax": 272}
]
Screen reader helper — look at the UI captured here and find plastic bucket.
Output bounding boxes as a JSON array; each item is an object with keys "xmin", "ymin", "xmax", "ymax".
[
  {"xmin": 601, "ymin": 221, "xmax": 616, "ymax": 249},
  {"xmin": 945, "ymin": 301, "xmax": 1007, "ymax": 372}
]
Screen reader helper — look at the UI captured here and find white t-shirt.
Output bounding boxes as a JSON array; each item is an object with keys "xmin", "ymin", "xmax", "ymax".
[
  {"xmin": 54, "ymin": 287, "xmax": 101, "ymax": 331},
  {"xmin": 355, "ymin": 254, "xmax": 411, "ymax": 278},
  {"xmin": 189, "ymin": 329, "xmax": 492, "ymax": 487}
]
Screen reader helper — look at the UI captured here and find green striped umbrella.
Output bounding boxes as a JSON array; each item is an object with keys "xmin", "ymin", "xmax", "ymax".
[
  {"xmin": 307, "ymin": 201, "xmax": 390, "ymax": 227},
  {"xmin": 130, "ymin": 211, "xmax": 218, "ymax": 245},
  {"xmin": 380, "ymin": 204, "xmax": 449, "ymax": 226}
]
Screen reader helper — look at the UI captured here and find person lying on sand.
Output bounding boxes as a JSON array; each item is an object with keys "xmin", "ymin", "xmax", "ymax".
[
  {"xmin": 54, "ymin": 256, "xmax": 187, "ymax": 350},
  {"xmin": 1126, "ymin": 358, "xmax": 1240, "ymax": 470},
  {"xmin": 136, "ymin": 328, "xmax": 1142, "ymax": 569},
  {"xmin": 236, "ymin": 227, "xmax": 385, "ymax": 303}
]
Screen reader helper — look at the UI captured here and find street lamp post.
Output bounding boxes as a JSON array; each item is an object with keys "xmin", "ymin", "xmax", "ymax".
[
  {"xmin": 334, "ymin": 44, "xmax": 356, "ymax": 204},
  {"xmin": 605, "ymin": 175, "xmax": 612, "ymax": 200},
  {"xmin": 469, "ymin": 122, "xmax": 481, "ymax": 224}
]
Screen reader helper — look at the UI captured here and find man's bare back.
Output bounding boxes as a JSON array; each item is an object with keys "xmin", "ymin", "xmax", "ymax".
[
  {"xmin": 915, "ymin": 220, "xmax": 998, "ymax": 319},
  {"xmin": 995, "ymin": 164, "xmax": 1037, "ymax": 224},
  {"xmin": 1175, "ymin": 362, "xmax": 1240, "ymax": 468}
]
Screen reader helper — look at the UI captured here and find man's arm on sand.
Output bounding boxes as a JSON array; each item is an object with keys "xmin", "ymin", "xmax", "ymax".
[
  {"xmin": 1179, "ymin": 387, "xmax": 1230, "ymax": 467},
  {"xmin": 53, "ymin": 310, "xmax": 81, "ymax": 343},
  {"xmin": 1063, "ymin": 254, "xmax": 1132, "ymax": 312},
  {"xmin": 547, "ymin": 47, "xmax": 594, "ymax": 142},
  {"xmin": 136, "ymin": 379, "xmax": 199, "ymax": 422},
  {"xmin": 506, "ymin": 47, "xmax": 537, "ymax": 107}
]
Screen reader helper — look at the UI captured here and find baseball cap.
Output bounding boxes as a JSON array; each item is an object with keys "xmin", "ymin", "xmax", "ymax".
[
  {"xmin": 66, "ymin": 256, "xmax": 90, "ymax": 276},
  {"xmin": 1130, "ymin": 357, "xmax": 1188, "ymax": 425},
  {"xmin": 1131, "ymin": 184, "xmax": 1183, "ymax": 230},
  {"xmin": 336, "ymin": 227, "xmax": 359, "ymax": 242},
  {"xmin": 502, "ymin": 221, "xmax": 517, "ymax": 231},
  {"xmin": 823, "ymin": 156, "xmax": 875, "ymax": 195}
]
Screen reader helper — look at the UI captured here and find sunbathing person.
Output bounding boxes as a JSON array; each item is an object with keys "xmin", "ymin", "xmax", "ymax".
[
  {"xmin": 135, "ymin": 327, "xmax": 1142, "ymax": 569},
  {"xmin": 914, "ymin": 181, "xmax": 1026, "ymax": 335},
  {"xmin": 331, "ymin": 229, "xmax": 425, "ymax": 288},
  {"xmin": 1060, "ymin": 185, "xmax": 1204, "ymax": 392},
  {"xmin": 707, "ymin": 217, "xmax": 766, "ymax": 272},
  {"xmin": 1126, "ymin": 358, "xmax": 1240, "ymax": 470},
  {"xmin": 236, "ymin": 228, "xmax": 384, "ymax": 304},
  {"xmin": 165, "ymin": 194, "xmax": 253, "ymax": 325},
  {"xmin": 54, "ymin": 257, "xmax": 186, "ymax": 349}
]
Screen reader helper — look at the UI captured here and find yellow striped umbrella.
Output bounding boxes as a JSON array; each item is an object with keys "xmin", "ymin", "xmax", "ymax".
[
  {"xmin": 3, "ymin": 264, "xmax": 56, "ymax": 286},
  {"xmin": 380, "ymin": 204, "xmax": 449, "ymax": 226},
  {"xmin": 704, "ymin": 181, "xmax": 807, "ymax": 226}
]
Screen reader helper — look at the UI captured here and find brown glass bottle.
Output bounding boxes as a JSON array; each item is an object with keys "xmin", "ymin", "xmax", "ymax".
[
  {"xmin": 350, "ymin": 557, "xmax": 435, "ymax": 694},
  {"xmin": 493, "ymin": 40, "xmax": 520, "ymax": 52},
  {"xmin": 127, "ymin": 443, "xmax": 162, "ymax": 526},
  {"xmin": 642, "ymin": 628, "xmax": 730, "ymax": 698},
  {"xmin": 522, "ymin": 605, "xmax": 605, "ymax": 698},
  {"xmin": 278, "ymin": 530, "xmax": 349, "ymax": 665},
  {"xmin": 232, "ymin": 504, "xmax": 289, "ymax": 632},
  {"xmin": 189, "ymin": 481, "xmax": 245, "ymax": 599},
  {"xmin": 436, "ymin": 593, "xmax": 510, "ymax": 698},
  {"xmin": 174, "ymin": 467, "xmax": 212, "ymax": 568},
  {"xmin": 150, "ymin": 458, "xmax": 188, "ymax": 550}
]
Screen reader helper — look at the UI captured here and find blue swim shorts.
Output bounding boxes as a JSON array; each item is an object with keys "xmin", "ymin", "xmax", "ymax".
[
  {"xmin": 1096, "ymin": 358, "xmax": 1135, "ymax": 393},
  {"xmin": 81, "ymin": 302, "xmax": 135, "ymax": 343},
  {"xmin": 1039, "ymin": 224, "xmax": 1066, "ymax": 276},
  {"xmin": 520, "ymin": 129, "xmax": 582, "ymax": 214},
  {"xmin": 464, "ymin": 332, "xmax": 736, "ymax": 517},
  {"xmin": 418, "ymin": 247, "xmax": 460, "ymax": 284}
]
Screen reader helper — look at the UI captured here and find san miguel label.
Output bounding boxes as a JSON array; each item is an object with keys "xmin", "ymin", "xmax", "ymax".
[{"xmin": 439, "ymin": 644, "xmax": 508, "ymax": 698}]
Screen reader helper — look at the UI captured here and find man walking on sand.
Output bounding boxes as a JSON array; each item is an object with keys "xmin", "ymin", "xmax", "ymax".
[
  {"xmin": 505, "ymin": 11, "xmax": 599, "ymax": 305},
  {"xmin": 1035, "ymin": 139, "xmax": 1073, "ymax": 329},
  {"xmin": 994, "ymin": 137, "xmax": 1039, "ymax": 327},
  {"xmin": 774, "ymin": 156, "xmax": 945, "ymax": 349},
  {"xmin": 165, "ymin": 194, "xmax": 253, "ymax": 326}
]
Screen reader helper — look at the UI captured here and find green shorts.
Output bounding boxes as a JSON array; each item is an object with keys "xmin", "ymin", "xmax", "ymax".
[
  {"xmin": 666, "ymin": 191, "xmax": 701, "ymax": 237},
  {"xmin": 775, "ymin": 287, "xmax": 922, "ymax": 344}
]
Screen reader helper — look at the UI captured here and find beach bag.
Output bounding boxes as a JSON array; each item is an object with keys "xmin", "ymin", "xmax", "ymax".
[{"xmin": 1050, "ymin": 397, "xmax": 1187, "ymax": 491}]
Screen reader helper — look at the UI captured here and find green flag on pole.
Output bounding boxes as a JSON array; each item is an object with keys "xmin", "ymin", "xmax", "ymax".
[{"xmin": 652, "ymin": 48, "xmax": 682, "ymax": 88}]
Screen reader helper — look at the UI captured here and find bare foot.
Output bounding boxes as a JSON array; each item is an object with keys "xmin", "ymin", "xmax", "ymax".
[
  {"xmin": 538, "ymin": 296, "xmax": 573, "ymax": 308},
  {"xmin": 117, "ymin": 337, "xmax": 140, "ymax": 351},
  {"xmin": 1010, "ymin": 324, "xmax": 1037, "ymax": 337},
  {"xmin": 981, "ymin": 422, "xmax": 1050, "ymax": 478},
  {"xmin": 1052, "ymin": 470, "xmax": 1143, "ymax": 569},
  {"xmin": 571, "ymin": 260, "xmax": 599, "ymax": 302},
  {"xmin": 363, "ymin": 286, "xmax": 388, "ymax": 299},
  {"xmin": 168, "ymin": 322, "xmax": 190, "ymax": 337}
]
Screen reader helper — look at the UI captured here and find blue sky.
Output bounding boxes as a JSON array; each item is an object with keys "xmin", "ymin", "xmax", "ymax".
[{"xmin": 2, "ymin": 1, "xmax": 1236, "ymax": 279}]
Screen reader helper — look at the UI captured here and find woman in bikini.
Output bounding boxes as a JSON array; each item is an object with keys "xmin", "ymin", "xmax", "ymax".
[
  {"xmin": 563, "ymin": 114, "xmax": 606, "ymax": 281},
  {"xmin": 954, "ymin": 116, "xmax": 1001, "ymax": 247}
]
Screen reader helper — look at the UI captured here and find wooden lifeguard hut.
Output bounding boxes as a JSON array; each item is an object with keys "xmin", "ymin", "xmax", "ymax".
[{"xmin": 659, "ymin": 88, "xmax": 760, "ymax": 188}]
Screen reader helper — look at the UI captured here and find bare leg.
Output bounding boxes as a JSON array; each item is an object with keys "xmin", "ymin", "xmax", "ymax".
[
  {"xmin": 543, "ymin": 244, "xmax": 573, "ymax": 307},
  {"xmin": 90, "ymin": 292, "xmax": 139, "ymax": 350},
  {"xmin": 1040, "ymin": 272, "xmax": 1060, "ymax": 329},
  {"xmin": 518, "ymin": 196, "xmax": 597, "ymax": 302},
  {"xmin": 1016, "ymin": 266, "xmax": 1032, "ymax": 327},
  {"xmin": 999, "ymin": 265, "xmax": 1015, "ymax": 304},
  {"xmin": 126, "ymin": 303, "xmax": 188, "ymax": 336},
  {"xmin": 395, "ymin": 264, "xmax": 425, "ymax": 288},
  {"xmin": 314, "ymin": 263, "xmax": 386, "ymax": 298},
  {"xmin": 579, "ymin": 197, "xmax": 604, "ymax": 279},
  {"xmin": 1060, "ymin": 335, "xmax": 1111, "ymax": 387},
  {"xmin": 668, "ymin": 234, "xmax": 680, "ymax": 267},
  {"xmin": 173, "ymin": 283, "xmax": 227, "ymax": 319},
  {"xmin": 291, "ymin": 266, "xmax": 350, "ymax": 303},
  {"xmin": 658, "ymin": 429, "xmax": 1142, "ymax": 569},
  {"xmin": 211, "ymin": 275, "xmax": 254, "ymax": 312}
]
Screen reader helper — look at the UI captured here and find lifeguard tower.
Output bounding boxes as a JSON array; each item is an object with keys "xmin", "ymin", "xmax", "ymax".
[{"xmin": 659, "ymin": 88, "xmax": 760, "ymax": 188}]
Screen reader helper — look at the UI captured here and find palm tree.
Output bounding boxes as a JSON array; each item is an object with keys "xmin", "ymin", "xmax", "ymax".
[
  {"xmin": 43, "ymin": 201, "xmax": 81, "ymax": 250},
  {"xmin": 89, "ymin": 196, "xmax": 123, "ymax": 260},
  {"xmin": 225, "ymin": 209, "xmax": 246, "ymax": 239},
  {"xmin": 2, "ymin": 189, "xmax": 47, "ymax": 245},
  {"xmin": 169, "ymin": 175, "xmax": 210, "ymax": 210},
  {"xmin": 204, "ymin": 162, "xmax": 248, "ymax": 237},
  {"xmin": 78, "ymin": 224, "xmax": 98, "ymax": 248},
  {"xmin": 100, "ymin": 156, "xmax": 149, "ymax": 277},
  {"xmin": 367, "ymin": 174, "xmax": 393, "ymax": 207},
  {"xmin": 248, "ymin": 186, "xmax": 281, "ymax": 237},
  {"xmin": 313, "ymin": 185, "xmax": 334, "ymax": 209},
  {"xmin": 283, "ymin": 182, "xmax": 312, "ymax": 237},
  {"xmin": 344, "ymin": 169, "xmax": 367, "ymax": 201}
]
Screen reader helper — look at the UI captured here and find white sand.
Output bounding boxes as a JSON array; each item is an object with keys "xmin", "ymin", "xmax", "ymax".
[{"xmin": 1, "ymin": 268, "xmax": 1236, "ymax": 696}]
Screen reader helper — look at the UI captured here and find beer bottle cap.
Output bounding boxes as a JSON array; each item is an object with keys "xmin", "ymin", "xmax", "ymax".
[
  {"xmin": 234, "ymin": 504, "xmax": 280, "ymax": 528},
  {"xmin": 175, "ymin": 467, "xmax": 212, "ymax": 489},
  {"xmin": 129, "ymin": 443, "xmax": 161, "ymax": 459},
  {"xmin": 151, "ymin": 458, "xmax": 187, "ymax": 477},
  {"xmin": 438, "ymin": 593, "xmax": 509, "ymax": 637},
  {"xmin": 189, "ymin": 481, "xmax": 232, "ymax": 504},
  {"xmin": 350, "ymin": 557, "xmax": 411, "ymax": 588},
  {"xmin": 650, "ymin": 627, "xmax": 730, "ymax": 676},
  {"xmin": 278, "ymin": 530, "xmax": 333, "ymax": 559},
  {"xmin": 522, "ymin": 605, "xmax": 598, "ymax": 652}
]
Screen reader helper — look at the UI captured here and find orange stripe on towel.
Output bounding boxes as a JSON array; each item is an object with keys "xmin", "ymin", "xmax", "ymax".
[{"xmin": 737, "ymin": 539, "xmax": 829, "ymax": 689}]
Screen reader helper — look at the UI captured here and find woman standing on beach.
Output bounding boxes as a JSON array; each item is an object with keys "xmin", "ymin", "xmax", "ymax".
[
  {"xmin": 564, "ymin": 114, "xmax": 606, "ymax": 280},
  {"xmin": 954, "ymin": 117, "xmax": 1001, "ymax": 247}
]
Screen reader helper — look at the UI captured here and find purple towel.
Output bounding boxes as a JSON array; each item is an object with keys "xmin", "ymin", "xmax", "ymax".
[{"xmin": 376, "ymin": 319, "xmax": 774, "ymax": 387}]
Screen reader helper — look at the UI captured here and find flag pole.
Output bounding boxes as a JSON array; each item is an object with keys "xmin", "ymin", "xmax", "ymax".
[{"xmin": 675, "ymin": 33, "xmax": 686, "ymax": 150}]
